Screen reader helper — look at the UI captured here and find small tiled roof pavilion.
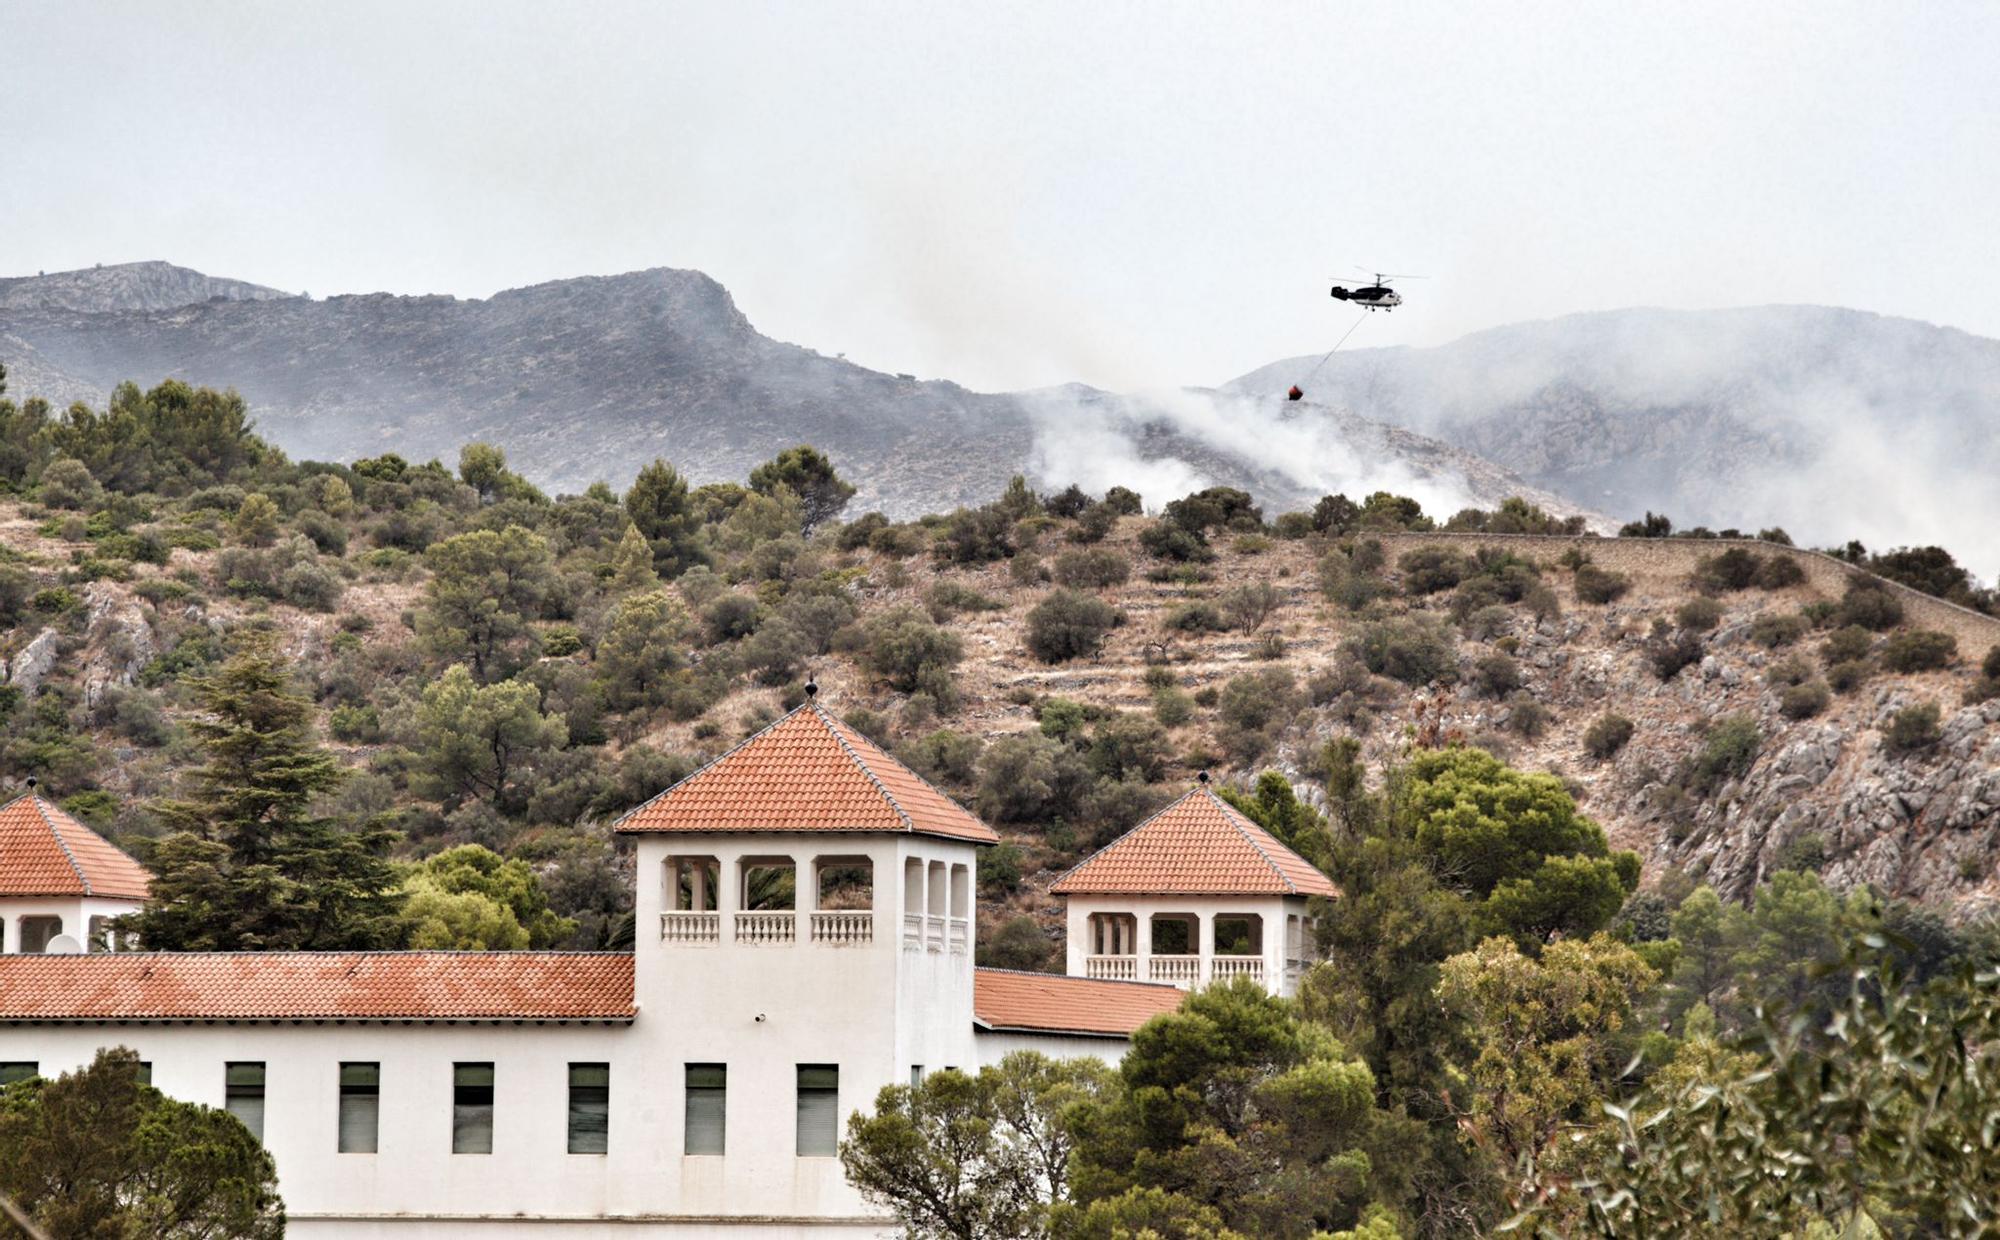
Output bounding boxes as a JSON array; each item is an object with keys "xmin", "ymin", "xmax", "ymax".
[
  {"xmin": 1052, "ymin": 782, "xmax": 1337, "ymax": 995},
  {"xmin": 0, "ymin": 791, "xmax": 151, "ymax": 954}
]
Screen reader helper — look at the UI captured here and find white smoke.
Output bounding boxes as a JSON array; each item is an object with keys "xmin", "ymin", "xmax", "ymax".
[{"xmin": 1019, "ymin": 384, "xmax": 1485, "ymax": 517}]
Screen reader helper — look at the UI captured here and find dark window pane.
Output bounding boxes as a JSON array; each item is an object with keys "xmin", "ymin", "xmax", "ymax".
[
  {"xmin": 453, "ymin": 1063, "xmax": 494, "ymax": 1154},
  {"xmin": 0, "ymin": 1063, "xmax": 36, "ymax": 1086},
  {"xmin": 685, "ymin": 1063, "xmax": 726, "ymax": 1155},
  {"xmin": 796, "ymin": 1064, "xmax": 838, "ymax": 1157},
  {"xmin": 226, "ymin": 1062, "xmax": 265, "ymax": 1142},
  {"xmin": 339, "ymin": 1062, "xmax": 379, "ymax": 1153},
  {"xmin": 568, "ymin": 1063, "xmax": 609, "ymax": 1155}
]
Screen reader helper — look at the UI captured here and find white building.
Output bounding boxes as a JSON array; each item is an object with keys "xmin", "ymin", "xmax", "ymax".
[
  {"xmin": 0, "ymin": 700, "xmax": 1205, "ymax": 1237},
  {"xmin": 0, "ymin": 786, "xmax": 150, "ymax": 954},
  {"xmin": 1052, "ymin": 779, "xmax": 1338, "ymax": 997}
]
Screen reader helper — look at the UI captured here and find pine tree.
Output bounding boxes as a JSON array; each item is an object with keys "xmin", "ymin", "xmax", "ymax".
[
  {"xmin": 608, "ymin": 523, "xmax": 662, "ymax": 593},
  {"xmin": 126, "ymin": 637, "xmax": 404, "ymax": 950}
]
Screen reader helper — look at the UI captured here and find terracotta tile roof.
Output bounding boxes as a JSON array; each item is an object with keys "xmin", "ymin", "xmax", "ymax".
[
  {"xmin": 0, "ymin": 795, "xmax": 151, "ymax": 900},
  {"xmin": 615, "ymin": 701, "xmax": 997, "ymax": 843},
  {"xmin": 1050, "ymin": 786, "xmax": 1340, "ymax": 898},
  {"xmin": 0, "ymin": 952, "xmax": 635, "ymax": 1022},
  {"xmin": 974, "ymin": 968, "xmax": 1184, "ymax": 1038}
]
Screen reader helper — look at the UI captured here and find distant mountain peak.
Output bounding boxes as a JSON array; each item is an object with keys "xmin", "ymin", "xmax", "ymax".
[{"xmin": 0, "ymin": 261, "xmax": 291, "ymax": 314}]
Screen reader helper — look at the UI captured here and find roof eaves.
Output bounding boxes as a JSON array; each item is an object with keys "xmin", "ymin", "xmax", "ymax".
[
  {"xmin": 32, "ymin": 798, "xmax": 92, "ymax": 896},
  {"xmin": 817, "ymin": 704, "xmax": 915, "ymax": 834}
]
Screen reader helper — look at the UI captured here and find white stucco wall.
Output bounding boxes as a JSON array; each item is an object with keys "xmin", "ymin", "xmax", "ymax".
[
  {"xmin": 973, "ymin": 1029, "xmax": 1132, "ymax": 1067},
  {"xmin": 0, "ymin": 828, "xmax": 995, "ymax": 1236},
  {"xmin": 0, "ymin": 894, "xmax": 141, "ymax": 952}
]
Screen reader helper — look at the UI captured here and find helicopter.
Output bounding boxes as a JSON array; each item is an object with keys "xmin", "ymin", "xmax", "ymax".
[{"xmin": 1329, "ymin": 269, "xmax": 1421, "ymax": 311}]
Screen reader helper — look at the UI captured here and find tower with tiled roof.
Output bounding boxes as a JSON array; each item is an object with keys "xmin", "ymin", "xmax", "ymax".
[
  {"xmin": 0, "ymin": 788, "xmax": 151, "ymax": 954},
  {"xmin": 1051, "ymin": 781, "xmax": 1339, "ymax": 995}
]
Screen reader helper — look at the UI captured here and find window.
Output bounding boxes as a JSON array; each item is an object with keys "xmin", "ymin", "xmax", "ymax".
[
  {"xmin": 685, "ymin": 1064, "xmax": 726, "ymax": 1155},
  {"xmin": 670, "ymin": 856, "xmax": 719, "ymax": 911},
  {"xmin": 909, "ymin": 1065, "xmax": 923, "ymax": 1087},
  {"xmin": 338, "ymin": 1062, "xmax": 380, "ymax": 1153},
  {"xmin": 137, "ymin": 1062, "xmax": 151, "ymax": 1085},
  {"xmin": 796, "ymin": 1065, "xmax": 838, "ymax": 1156},
  {"xmin": 18, "ymin": 916, "xmax": 61, "ymax": 954},
  {"xmin": 453, "ymin": 1063, "xmax": 494, "ymax": 1154},
  {"xmin": 815, "ymin": 856, "xmax": 873, "ymax": 910},
  {"xmin": 226, "ymin": 1063, "xmax": 266, "ymax": 1141},
  {"xmin": 568, "ymin": 1063, "xmax": 608, "ymax": 1154},
  {"xmin": 87, "ymin": 915, "xmax": 110, "ymax": 953},
  {"xmin": 0, "ymin": 1063, "xmax": 36, "ymax": 1086}
]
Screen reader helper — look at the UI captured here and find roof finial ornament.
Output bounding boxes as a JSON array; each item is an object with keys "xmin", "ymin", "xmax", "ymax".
[
  {"xmin": 1196, "ymin": 770, "xmax": 1209, "ymax": 785},
  {"xmin": 804, "ymin": 676, "xmax": 819, "ymax": 700},
  {"xmin": 23, "ymin": 777, "xmax": 36, "ymax": 791}
]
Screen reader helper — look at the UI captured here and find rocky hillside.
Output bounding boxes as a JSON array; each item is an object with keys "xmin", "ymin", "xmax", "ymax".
[
  {"xmin": 1231, "ymin": 306, "xmax": 2000, "ymax": 575},
  {"xmin": 10, "ymin": 473, "xmax": 1995, "ymax": 935},
  {"xmin": 0, "ymin": 263, "xmax": 1589, "ymax": 524}
]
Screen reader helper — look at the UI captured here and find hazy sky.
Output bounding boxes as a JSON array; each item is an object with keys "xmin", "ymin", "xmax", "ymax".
[{"xmin": 7, "ymin": 1, "xmax": 1996, "ymax": 391}]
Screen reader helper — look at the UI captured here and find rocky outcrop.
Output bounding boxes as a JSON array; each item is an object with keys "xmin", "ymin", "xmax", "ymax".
[
  {"xmin": 4, "ymin": 629, "xmax": 60, "ymax": 695},
  {"xmin": 78, "ymin": 585, "xmax": 156, "ymax": 708}
]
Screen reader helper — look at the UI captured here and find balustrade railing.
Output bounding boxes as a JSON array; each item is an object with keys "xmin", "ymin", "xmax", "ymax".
[
  {"xmin": 811, "ymin": 911, "xmax": 874, "ymax": 945},
  {"xmin": 659, "ymin": 911, "xmax": 720, "ymax": 943},
  {"xmin": 902, "ymin": 913, "xmax": 924, "ymax": 949},
  {"xmin": 948, "ymin": 918, "xmax": 970, "ymax": 954},
  {"xmin": 1085, "ymin": 955, "xmax": 1138, "ymax": 981},
  {"xmin": 734, "ymin": 911, "xmax": 796, "ymax": 944},
  {"xmin": 1211, "ymin": 956, "xmax": 1265, "ymax": 981},
  {"xmin": 926, "ymin": 914, "xmax": 946, "ymax": 953},
  {"xmin": 1149, "ymin": 955, "xmax": 1202, "ymax": 987}
]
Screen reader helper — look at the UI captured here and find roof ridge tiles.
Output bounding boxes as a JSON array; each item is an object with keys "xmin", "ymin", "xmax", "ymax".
[
  {"xmin": 817, "ymin": 704, "xmax": 915, "ymax": 832},
  {"xmin": 1202, "ymin": 787, "xmax": 1302, "ymax": 895},
  {"xmin": 30, "ymin": 796, "xmax": 93, "ymax": 896}
]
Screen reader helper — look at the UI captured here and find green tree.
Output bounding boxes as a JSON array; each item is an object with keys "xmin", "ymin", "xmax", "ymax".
[
  {"xmin": 1068, "ymin": 979, "xmax": 1407, "ymax": 1239},
  {"xmin": 625, "ymin": 459, "xmax": 708, "ymax": 578},
  {"xmin": 748, "ymin": 445, "xmax": 857, "ymax": 534},
  {"xmin": 597, "ymin": 590, "xmax": 690, "ymax": 710},
  {"xmin": 607, "ymin": 522, "xmax": 662, "ymax": 594},
  {"xmin": 126, "ymin": 641, "xmax": 405, "ymax": 952},
  {"xmin": 396, "ymin": 844, "xmax": 578, "ymax": 949},
  {"xmin": 405, "ymin": 665, "xmax": 568, "ymax": 813},
  {"xmin": 842, "ymin": 1053, "xmax": 1110, "ymax": 1240},
  {"xmin": 417, "ymin": 525, "xmax": 557, "ymax": 680},
  {"xmin": 1398, "ymin": 748, "xmax": 1639, "ymax": 946},
  {"xmin": 1434, "ymin": 934, "xmax": 1657, "ymax": 1190},
  {"xmin": 1217, "ymin": 772, "xmax": 1335, "ymax": 872},
  {"xmin": 232, "ymin": 492, "xmax": 282, "ymax": 546},
  {"xmin": 0, "ymin": 1048, "xmax": 283, "ymax": 1239}
]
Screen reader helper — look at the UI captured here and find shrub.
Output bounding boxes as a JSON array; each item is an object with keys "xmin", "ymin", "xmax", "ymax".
[
  {"xmin": 1755, "ymin": 555, "xmax": 1807, "ymax": 589},
  {"xmin": 1101, "ymin": 485, "xmax": 1143, "ymax": 515},
  {"xmin": 978, "ymin": 916, "xmax": 1054, "ymax": 972},
  {"xmin": 1051, "ymin": 547, "xmax": 1131, "ymax": 590},
  {"xmin": 1344, "ymin": 616, "xmax": 1460, "ymax": 686},
  {"xmin": 1821, "ymin": 625, "xmax": 1875, "ymax": 666},
  {"xmin": 901, "ymin": 729, "xmax": 984, "ymax": 786},
  {"xmin": 1219, "ymin": 581, "xmax": 1281, "ymax": 632},
  {"xmin": 1068, "ymin": 503, "xmax": 1118, "ymax": 544},
  {"xmin": 860, "ymin": 606, "xmax": 963, "ymax": 695},
  {"xmin": 1216, "ymin": 667, "xmax": 1298, "ymax": 735},
  {"xmin": 1747, "ymin": 613, "xmax": 1808, "ymax": 648},
  {"xmin": 1985, "ymin": 645, "xmax": 2000, "ymax": 680},
  {"xmin": 1779, "ymin": 680, "xmax": 1831, "ymax": 720},
  {"xmin": 1765, "ymin": 654, "xmax": 1814, "ymax": 687},
  {"xmin": 925, "ymin": 579, "xmax": 1003, "ymax": 621},
  {"xmin": 1008, "ymin": 550, "xmax": 1048, "ymax": 587},
  {"xmin": 1152, "ymin": 687, "xmax": 1194, "ymax": 727},
  {"xmin": 702, "ymin": 593, "xmax": 762, "ymax": 643},
  {"xmin": 1136, "ymin": 519, "xmax": 1213, "ymax": 563},
  {"xmin": 38, "ymin": 457, "xmax": 101, "ymax": 509},
  {"xmin": 1695, "ymin": 548, "xmax": 1762, "ymax": 592},
  {"xmin": 1675, "ymin": 597, "xmax": 1725, "ymax": 632},
  {"xmin": 1472, "ymin": 651, "xmax": 1522, "ymax": 698},
  {"xmin": 1882, "ymin": 702, "xmax": 1943, "ymax": 753},
  {"xmin": 1688, "ymin": 714, "xmax": 1761, "ymax": 795},
  {"xmin": 1826, "ymin": 658, "xmax": 1872, "ymax": 693},
  {"xmin": 935, "ymin": 505, "xmax": 1016, "ymax": 564},
  {"xmin": 1506, "ymin": 693, "xmax": 1552, "ymax": 739},
  {"xmin": 1461, "ymin": 604, "xmax": 1513, "ymax": 641},
  {"xmin": 1398, "ymin": 547, "xmax": 1470, "ymax": 595},
  {"xmin": 1964, "ymin": 677, "xmax": 2000, "ymax": 706},
  {"xmin": 1162, "ymin": 601, "xmax": 1227, "ymax": 633},
  {"xmin": 1647, "ymin": 629, "xmax": 1704, "ymax": 680},
  {"xmin": 1837, "ymin": 579, "xmax": 1904, "ymax": 631},
  {"xmin": 1583, "ymin": 713, "xmax": 1635, "ymax": 760},
  {"xmin": 329, "ymin": 703, "xmax": 383, "ymax": 742},
  {"xmin": 1024, "ymin": 589, "xmax": 1118, "ymax": 663},
  {"xmin": 1879, "ymin": 629, "xmax": 1957, "ymax": 673},
  {"xmin": 1574, "ymin": 564, "xmax": 1631, "ymax": 604}
]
